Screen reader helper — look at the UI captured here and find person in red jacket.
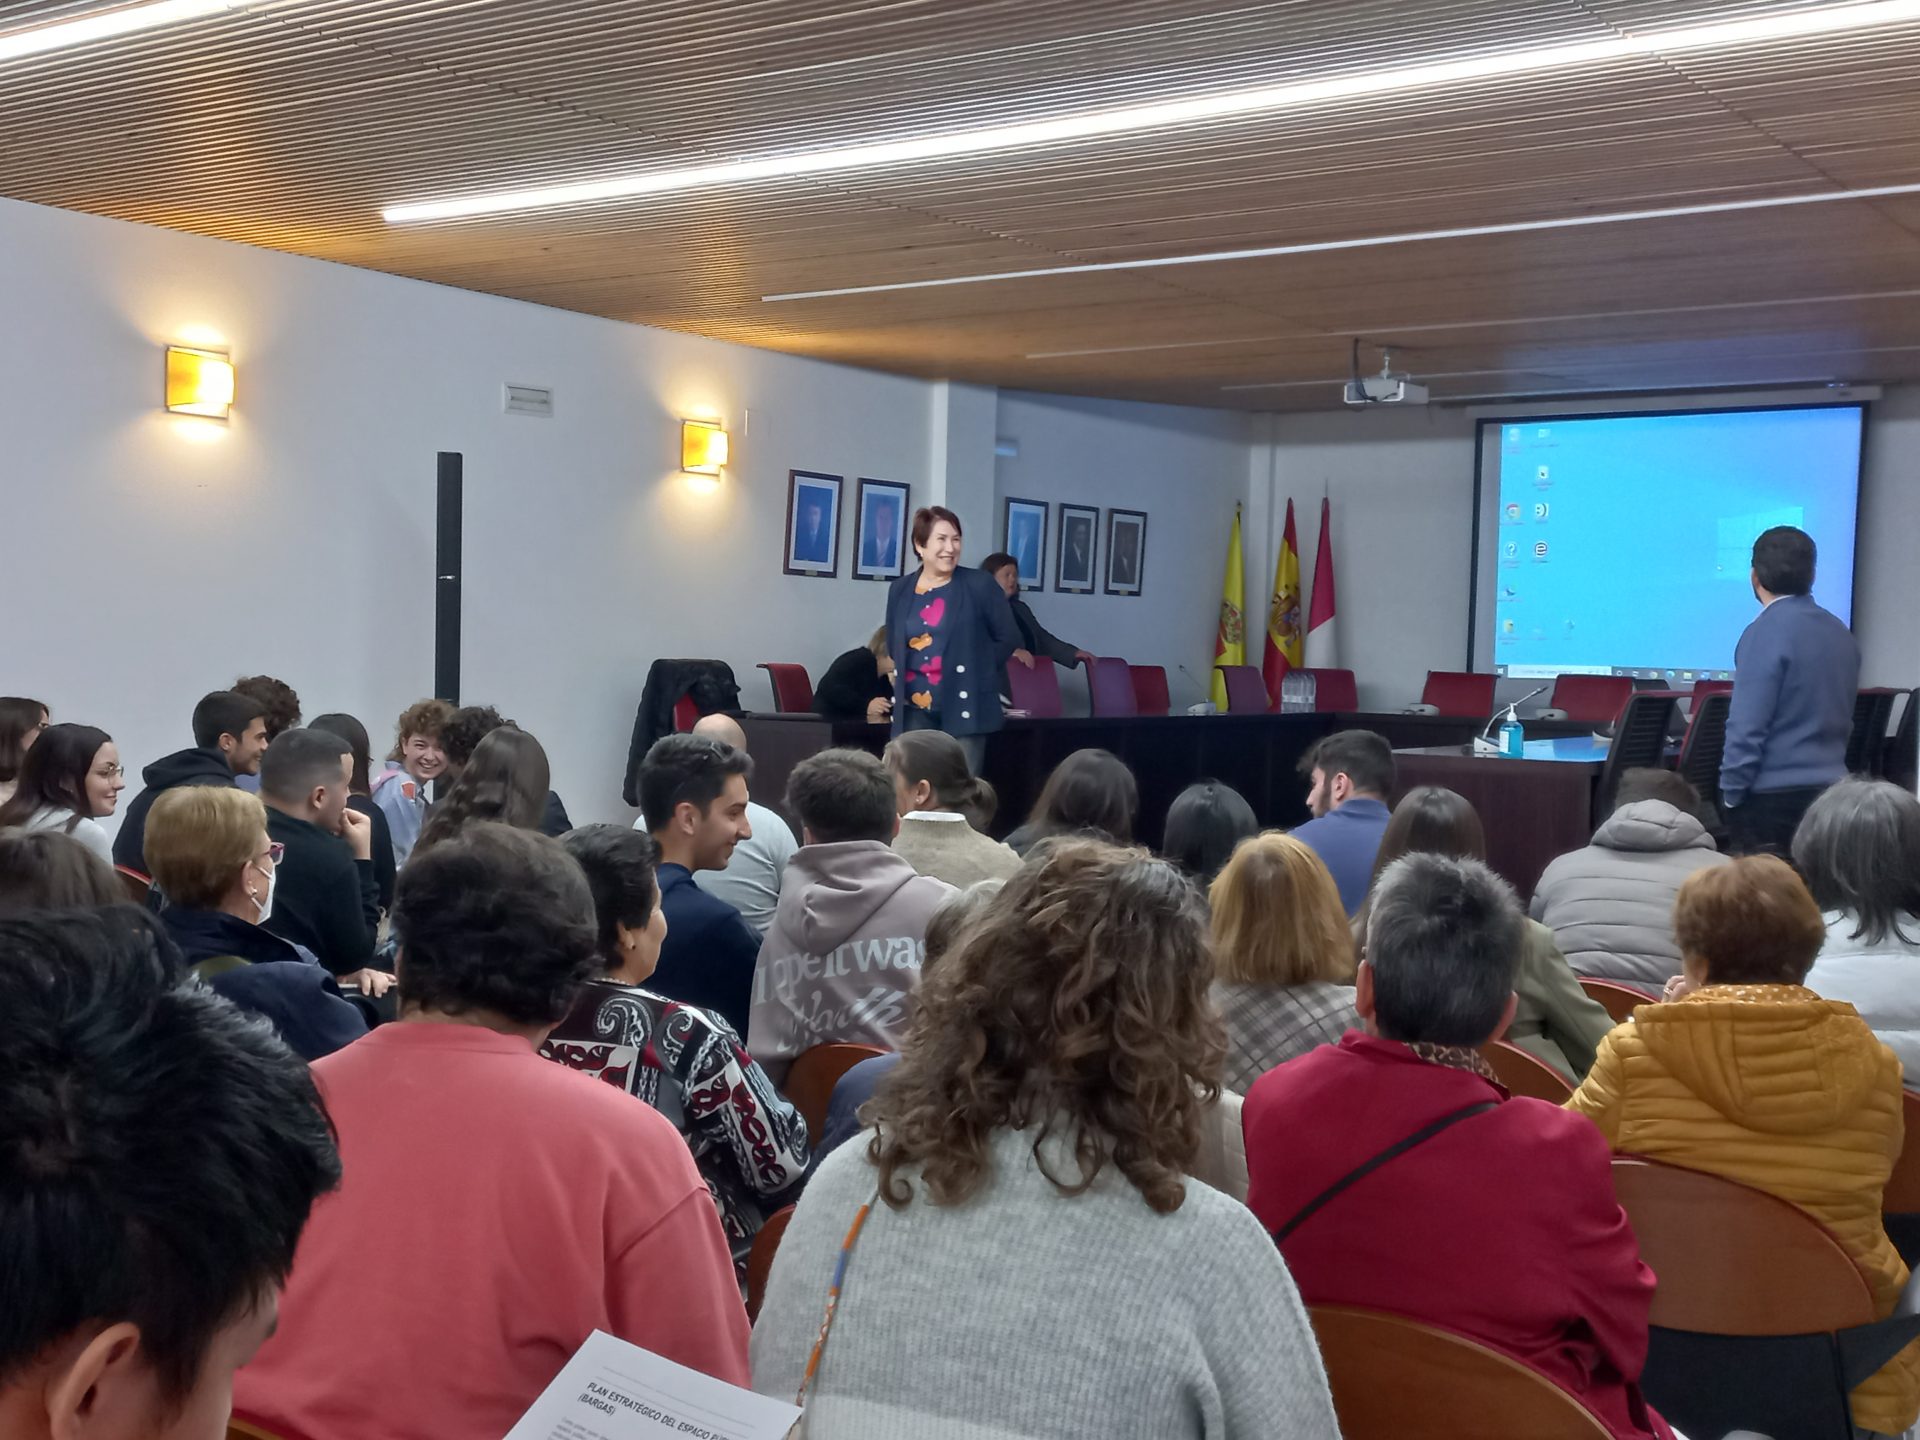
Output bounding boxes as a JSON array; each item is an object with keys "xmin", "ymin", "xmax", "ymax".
[{"xmin": 1244, "ymin": 851, "xmax": 1673, "ymax": 1440}]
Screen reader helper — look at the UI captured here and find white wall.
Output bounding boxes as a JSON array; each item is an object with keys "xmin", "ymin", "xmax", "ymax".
[
  {"xmin": 992, "ymin": 392, "xmax": 1255, "ymax": 712},
  {"xmin": 0, "ymin": 196, "xmax": 944, "ymax": 827}
]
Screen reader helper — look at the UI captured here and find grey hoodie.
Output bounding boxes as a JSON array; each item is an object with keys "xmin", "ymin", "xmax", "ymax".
[
  {"xmin": 747, "ymin": 840, "xmax": 954, "ymax": 1083},
  {"xmin": 1530, "ymin": 800, "xmax": 1731, "ymax": 992}
]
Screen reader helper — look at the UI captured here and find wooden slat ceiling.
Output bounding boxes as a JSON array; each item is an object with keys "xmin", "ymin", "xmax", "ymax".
[{"xmin": 3, "ymin": 0, "xmax": 1919, "ymax": 409}]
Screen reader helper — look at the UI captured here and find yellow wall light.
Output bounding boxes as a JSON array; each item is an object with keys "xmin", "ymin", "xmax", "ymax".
[
  {"xmin": 681, "ymin": 418, "xmax": 729, "ymax": 476},
  {"xmin": 165, "ymin": 345, "xmax": 235, "ymax": 419}
]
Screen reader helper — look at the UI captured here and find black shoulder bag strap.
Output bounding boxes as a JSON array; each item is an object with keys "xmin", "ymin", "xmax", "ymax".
[{"xmin": 1272, "ymin": 1099, "xmax": 1498, "ymax": 1246}]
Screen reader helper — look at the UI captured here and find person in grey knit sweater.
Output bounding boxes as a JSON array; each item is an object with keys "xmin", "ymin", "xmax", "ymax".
[
  {"xmin": 750, "ymin": 838, "xmax": 1339, "ymax": 1439},
  {"xmin": 884, "ymin": 730, "xmax": 1020, "ymax": 889}
]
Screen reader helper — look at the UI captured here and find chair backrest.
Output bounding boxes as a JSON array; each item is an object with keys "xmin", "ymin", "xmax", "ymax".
[
  {"xmin": 1129, "ymin": 664, "xmax": 1171, "ymax": 716},
  {"xmin": 115, "ymin": 865, "xmax": 152, "ymax": 905},
  {"xmin": 785, "ymin": 1042, "xmax": 890, "ymax": 1141},
  {"xmin": 1550, "ymin": 673, "xmax": 1635, "ymax": 727},
  {"xmin": 757, "ymin": 662, "xmax": 814, "ymax": 713},
  {"xmin": 1088, "ymin": 657, "xmax": 1138, "ymax": 717},
  {"xmin": 1421, "ymin": 670, "xmax": 1495, "ymax": 718},
  {"xmin": 1888, "ymin": 688, "xmax": 1920, "ymax": 792},
  {"xmin": 1593, "ymin": 691, "xmax": 1678, "ymax": 814},
  {"xmin": 672, "ymin": 694, "xmax": 700, "ymax": 732},
  {"xmin": 745, "ymin": 1204, "xmax": 796, "ymax": 1322},
  {"xmin": 1578, "ymin": 977, "xmax": 1651, "ymax": 1024},
  {"xmin": 1308, "ymin": 1305, "xmax": 1613, "ymax": 1440},
  {"xmin": 1611, "ymin": 1157, "xmax": 1878, "ymax": 1334},
  {"xmin": 1006, "ymin": 655, "xmax": 1063, "ymax": 718},
  {"xmin": 1302, "ymin": 667, "xmax": 1358, "ymax": 712},
  {"xmin": 1690, "ymin": 679, "xmax": 1734, "ymax": 700},
  {"xmin": 1217, "ymin": 664, "xmax": 1270, "ymax": 714},
  {"xmin": 1481, "ymin": 1040, "xmax": 1574, "ymax": 1102},
  {"xmin": 1676, "ymin": 691, "xmax": 1731, "ymax": 803},
  {"xmin": 1885, "ymin": 1091, "xmax": 1920, "ymax": 1217},
  {"xmin": 1848, "ymin": 688, "xmax": 1903, "ymax": 775}
]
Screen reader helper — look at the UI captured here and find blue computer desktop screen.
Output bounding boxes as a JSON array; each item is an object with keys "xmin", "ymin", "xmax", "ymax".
[{"xmin": 1480, "ymin": 405, "xmax": 1863, "ymax": 681}]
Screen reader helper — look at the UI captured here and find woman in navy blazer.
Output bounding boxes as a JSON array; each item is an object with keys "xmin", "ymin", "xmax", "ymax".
[{"xmin": 885, "ymin": 506, "xmax": 1023, "ymax": 772}]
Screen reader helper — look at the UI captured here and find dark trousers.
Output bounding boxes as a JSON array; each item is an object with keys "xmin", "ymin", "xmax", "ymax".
[
  {"xmin": 902, "ymin": 708, "xmax": 987, "ymax": 773},
  {"xmin": 1725, "ymin": 785, "xmax": 1827, "ymax": 859}
]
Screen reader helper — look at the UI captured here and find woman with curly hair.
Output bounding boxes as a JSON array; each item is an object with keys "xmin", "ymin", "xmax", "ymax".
[
  {"xmin": 371, "ymin": 696, "xmax": 451, "ymax": 867},
  {"xmin": 749, "ymin": 838, "xmax": 1338, "ymax": 1439}
]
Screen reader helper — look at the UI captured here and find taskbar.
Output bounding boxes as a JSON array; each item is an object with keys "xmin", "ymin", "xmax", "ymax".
[{"xmin": 1495, "ymin": 665, "xmax": 1733, "ymax": 682}]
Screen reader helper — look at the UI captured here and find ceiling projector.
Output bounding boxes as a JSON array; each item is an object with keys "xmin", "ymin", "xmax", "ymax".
[{"xmin": 1343, "ymin": 349, "xmax": 1429, "ymax": 406}]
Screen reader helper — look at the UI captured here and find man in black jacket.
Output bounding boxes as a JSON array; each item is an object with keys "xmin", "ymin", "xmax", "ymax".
[
  {"xmin": 258, "ymin": 728, "xmax": 384, "ymax": 988},
  {"xmin": 113, "ymin": 689, "xmax": 269, "ymax": 874}
]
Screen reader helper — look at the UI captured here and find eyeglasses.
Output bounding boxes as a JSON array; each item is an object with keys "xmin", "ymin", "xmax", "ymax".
[
  {"xmin": 95, "ymin": 764, "xmax": 125, "ymax": 779},
  {"xmin": 257, "ymin": 842, "xmax": 285, "ymax": 867}
]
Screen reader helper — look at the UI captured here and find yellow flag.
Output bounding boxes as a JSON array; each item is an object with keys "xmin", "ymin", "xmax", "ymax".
[{"xmin": 1211, "ymin": 508, "xmax": 1246, "ymax": 709}]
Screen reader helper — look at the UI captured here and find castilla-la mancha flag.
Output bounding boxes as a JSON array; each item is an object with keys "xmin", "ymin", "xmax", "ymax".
[
  {"xmin": 1262, "ymin": 499, "xmax": 1303, "ymax": 707},
  {"xmin": 1210, "ymin": 508, "xmax": 1247, "ymax": 710},
  {"xmin": 1305, "ymin": 496, "xmax": 1340, "ymax": 668}
]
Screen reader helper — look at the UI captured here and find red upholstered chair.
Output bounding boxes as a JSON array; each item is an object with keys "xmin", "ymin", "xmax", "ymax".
[
  {"xmin": 757, "ymin": 662, "xmax": 814, "ymax": 713},
  {"xmin": 672, "ymin": 695, "xmax": 700, "ymax": 732},
  {"xmin": 1302, "ymin": 667, "xmax": 1358, "ymax": 712},
  {"xmin": 1217, "ymin": 665, "xmax": 1270, "ymax": 714},
  {"xmin": 1006, "ymin": 655, "xmax": 1063, "ymax": 718},
  {"xmin": 1089, "ymin": 657, "xmax": 1138, "ymax": 718},
  {"xmin": 1550, "ymin": 673, "xmax": 1634, "ymax": 727},
  {"xmin": 1421, "ymin": 670, "xmax": 1495, "ymax": 718},
  {"xmin": 1691, "ymin": 679, "xmax": 1734, "ymax": 701},
  {"xmin": 1130, "ymin": 665, "xmax": 1171, "ymax": 716}
]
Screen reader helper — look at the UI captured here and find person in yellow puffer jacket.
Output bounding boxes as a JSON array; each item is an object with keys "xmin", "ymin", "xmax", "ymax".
[{"xmin": 1567, "ymin": 854, "xmax": 1919, "ymax": 1438}]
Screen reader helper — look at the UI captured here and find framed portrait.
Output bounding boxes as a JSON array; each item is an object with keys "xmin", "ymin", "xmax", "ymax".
[
  {"xmin": 784, "ymin": 470, "xmax": 842, "ymax": 578},
  {"xmin": 1104, "ymin": 508, "xmax": 1147, "ymax": 597},
  {"xmin": 1054, "ymin": 504, "xmax": 1099, "ymax": 594},
  {"xmin": 1002, "ymin": 496, "xmax": 1048, "ymax": 592},
  {"xmin": 853, "ymin": 477, "xmax": 911, "ymax": 581}
]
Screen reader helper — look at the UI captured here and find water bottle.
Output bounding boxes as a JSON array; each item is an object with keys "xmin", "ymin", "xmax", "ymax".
[{"xmin": 1498, "ymin": 705, "xmax": 1525, "ymax": 758}]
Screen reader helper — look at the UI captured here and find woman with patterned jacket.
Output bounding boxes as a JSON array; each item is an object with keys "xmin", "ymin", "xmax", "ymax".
[{"xmin": 541, "ymin": 824, "xmax": 810, "ymax": 1280}]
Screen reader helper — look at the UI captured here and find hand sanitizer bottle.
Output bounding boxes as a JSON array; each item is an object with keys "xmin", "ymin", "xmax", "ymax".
[{"xmin": 1499, "ymin": 704, "xmax": 1525, "ymax": 758}]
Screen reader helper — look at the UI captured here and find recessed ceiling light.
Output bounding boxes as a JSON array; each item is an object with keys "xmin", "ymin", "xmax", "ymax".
[
  {"xmin": 0, "ymin": 0, "xmax": 241, "ymax": 64},
  {"xmin": 383, "ymin": 0, "xmax": 1920, "ymax": 223},
  {"xmin": 761, "ymin": 182, "xmax": 1920, "ymax": 301}
]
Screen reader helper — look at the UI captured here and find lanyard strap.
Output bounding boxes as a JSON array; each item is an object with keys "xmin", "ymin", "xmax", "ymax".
[{"xmin": 794, "ymin": 1190, "xmax": 879, "ymax": 1411}]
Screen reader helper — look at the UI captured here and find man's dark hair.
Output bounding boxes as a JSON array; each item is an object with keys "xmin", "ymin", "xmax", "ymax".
[
  {"xmin": 1612, "ymin": 767, "xmax": 1703, "ymax": 819},
  {"xmin": 191, "ymin": 690, "xmax": 267, "ymax": 750},
  {"xmin": 393, "ymin": 823, "xmax": 600, "ymax": 1025},
  {"xmin": 789, "ymin": 749, "xmax": 897, "ymax": 844},
  {"xmin": 1792, "ymin": 778, "xmax": 1920, "ymax": 948},
  {"xmin": 230, "ymin": 676, "xmax": 301, "ymax": 740},
  {"xmin": 1298, "ymin": 729, "xmax": 1395, "ymax": 799},
  {"xmin": 1366, "ymin": 853, "xmax": 1522, "ymax": 1045},
  {"xmin": 637, "ymin": 734, "xmax": 753, "ymax": 833},
  {"xmin": 0, "ymin": 830, "xmax": 124, "ymax": 914},
  {"xmin": 561, "ymin": 824, "xmax": 661, "ymax": 965},
  {"xmin": 259, "ymin": 727, "xmax": 351, "ymax": 804},
  {"xmin": 979, "ymin": 551, "xmax": 1018, "ymax": 576},
  {"xmin": 0, "ymin": 909, "xmax": 339, "ymax": 1401},
  {"xmin": 440, "ymin": 704, "xmax": 513, "ymax": 769},
  {"xmin": 307, "ymin": 712, "xmax": 373, "ymax": 795},
  {"xmin": 1752, "ymin": 525, "xmax": 1816, "ymax": 596}
]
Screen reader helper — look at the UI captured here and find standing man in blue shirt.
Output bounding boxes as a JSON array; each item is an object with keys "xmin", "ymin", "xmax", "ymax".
[
  {"xmin": 1720, "ymin": 525, "xmax": 1860, "ymax": 858},
  {"xmin": 1291, "ymin": 730, "xmax": 1396, "ymax": 915}
]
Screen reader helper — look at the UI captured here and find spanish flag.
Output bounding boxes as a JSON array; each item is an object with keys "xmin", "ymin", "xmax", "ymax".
[
  {"xmin": 1211, "ymin": 508, "xmax": 1246, "ymax": 710},
  {"xmin": 1262, "ymin": 499, "xmax": 1303, "ymax": 706}
]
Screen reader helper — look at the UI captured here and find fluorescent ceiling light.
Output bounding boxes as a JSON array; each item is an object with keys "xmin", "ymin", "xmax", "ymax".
[
  {"xmin": 0, "ymin": 0, "xmax": 241, "ymax": 63},
  {"xmin": 384, "ymin": 0, "xmax": 1920, "ymax": 224},
  {"xmin": 761, "ymin": 182, "xmax": 1920, "ymax": 301}
]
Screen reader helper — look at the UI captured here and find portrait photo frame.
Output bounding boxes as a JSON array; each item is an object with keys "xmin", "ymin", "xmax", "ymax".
[
  {"xmin": 852, "ymin": 477, "xmax": 911, "ymax": 582},
  {"xmin": 784, "ymin": 470, "xmax": 843, "ymax": 578},
  {"xmin": 1104, "ymin": 508, "xmax": 1148, "ymax": 597},
  {"xmin": 1054, "ymin": 503, "xmax": 1100, "ymax": 594},
  {"xmin": 1002, "ymin": 496, "xmax": 1048, "ymax": 592}
]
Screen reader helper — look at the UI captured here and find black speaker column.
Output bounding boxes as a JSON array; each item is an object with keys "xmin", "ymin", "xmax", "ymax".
[{"xmin": 435, "ymin": 452, "xmax": 462, "ymax": 705}]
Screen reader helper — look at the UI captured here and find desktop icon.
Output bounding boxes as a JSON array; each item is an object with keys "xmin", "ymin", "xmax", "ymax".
[
  {"xmin": 1504, "ymin": 541, "xmax": 1517, "ymax": 559},
  {"xmin": 1533, "ymin": 501, "xmax": 1550, "ymax": 520},
  {"xmin": 1502, "ymin": 619, "xmax": 1516, "ymax": 635},
  {"xmin": 1500, "ymin": 585, "xmax": 1518, "ymax": 600},
  {"xmin": 1532, "ymin": 541, "xmax": 1549, "ymax": 559},
  {"xmin": 1536, "ymin": 465, "xmax": 1550, "ymax": 482},
  {"xmin": 1505, "ymin": 503, "xmax": 1522, "ymax": 521}
]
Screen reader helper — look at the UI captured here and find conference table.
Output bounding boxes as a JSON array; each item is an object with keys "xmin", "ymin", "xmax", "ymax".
[{"xmin": 736, "ymin": 710, "xmax": 1605, "ymax": 899}]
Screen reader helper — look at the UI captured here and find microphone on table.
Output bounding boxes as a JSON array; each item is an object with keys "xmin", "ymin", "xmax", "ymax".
[
  {"xmin": 1471, "ymin": 682, "xmax": 1551, "ymax": 756},
  {"xmin": 1176, "ymin": 665, "xmax": 1216, "ymax": 714}
]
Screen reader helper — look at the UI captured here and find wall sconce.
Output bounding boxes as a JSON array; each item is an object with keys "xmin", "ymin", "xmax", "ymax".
[
  {"xmin": 165, "ymin": 345, "xmax": 235, "ymax": 419},
  {"xmin": 681, "ymin": 419, "xmax": 729, "ymax": 476}
]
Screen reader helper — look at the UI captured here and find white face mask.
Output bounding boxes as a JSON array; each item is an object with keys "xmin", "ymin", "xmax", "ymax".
[{"xmin": 248, "ymin": 859, "xmax": 277, "ymax": 925}]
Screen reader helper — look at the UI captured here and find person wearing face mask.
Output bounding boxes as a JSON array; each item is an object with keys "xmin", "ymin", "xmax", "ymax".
[
  {"xmin": 371, "ymin": 697, "xmax": 452, "ymax": 868},
  {"xmin": 145, "ymin": 785, "xmax": 369, "ymax": 1060},
  {"xmin": 259, "ymin": 728, "xmax": 391, "ymax": 997},
  {"xmin": 542, "ymin": 825, "xmax": 809, "ymax": 1284},
  {"xmin": 0, "ymin": 722, "xmax": 125, "ymax": 866},
  {"xmin": 884, "ymin": 506, "xmax": 1022, "ymax": 774}
]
